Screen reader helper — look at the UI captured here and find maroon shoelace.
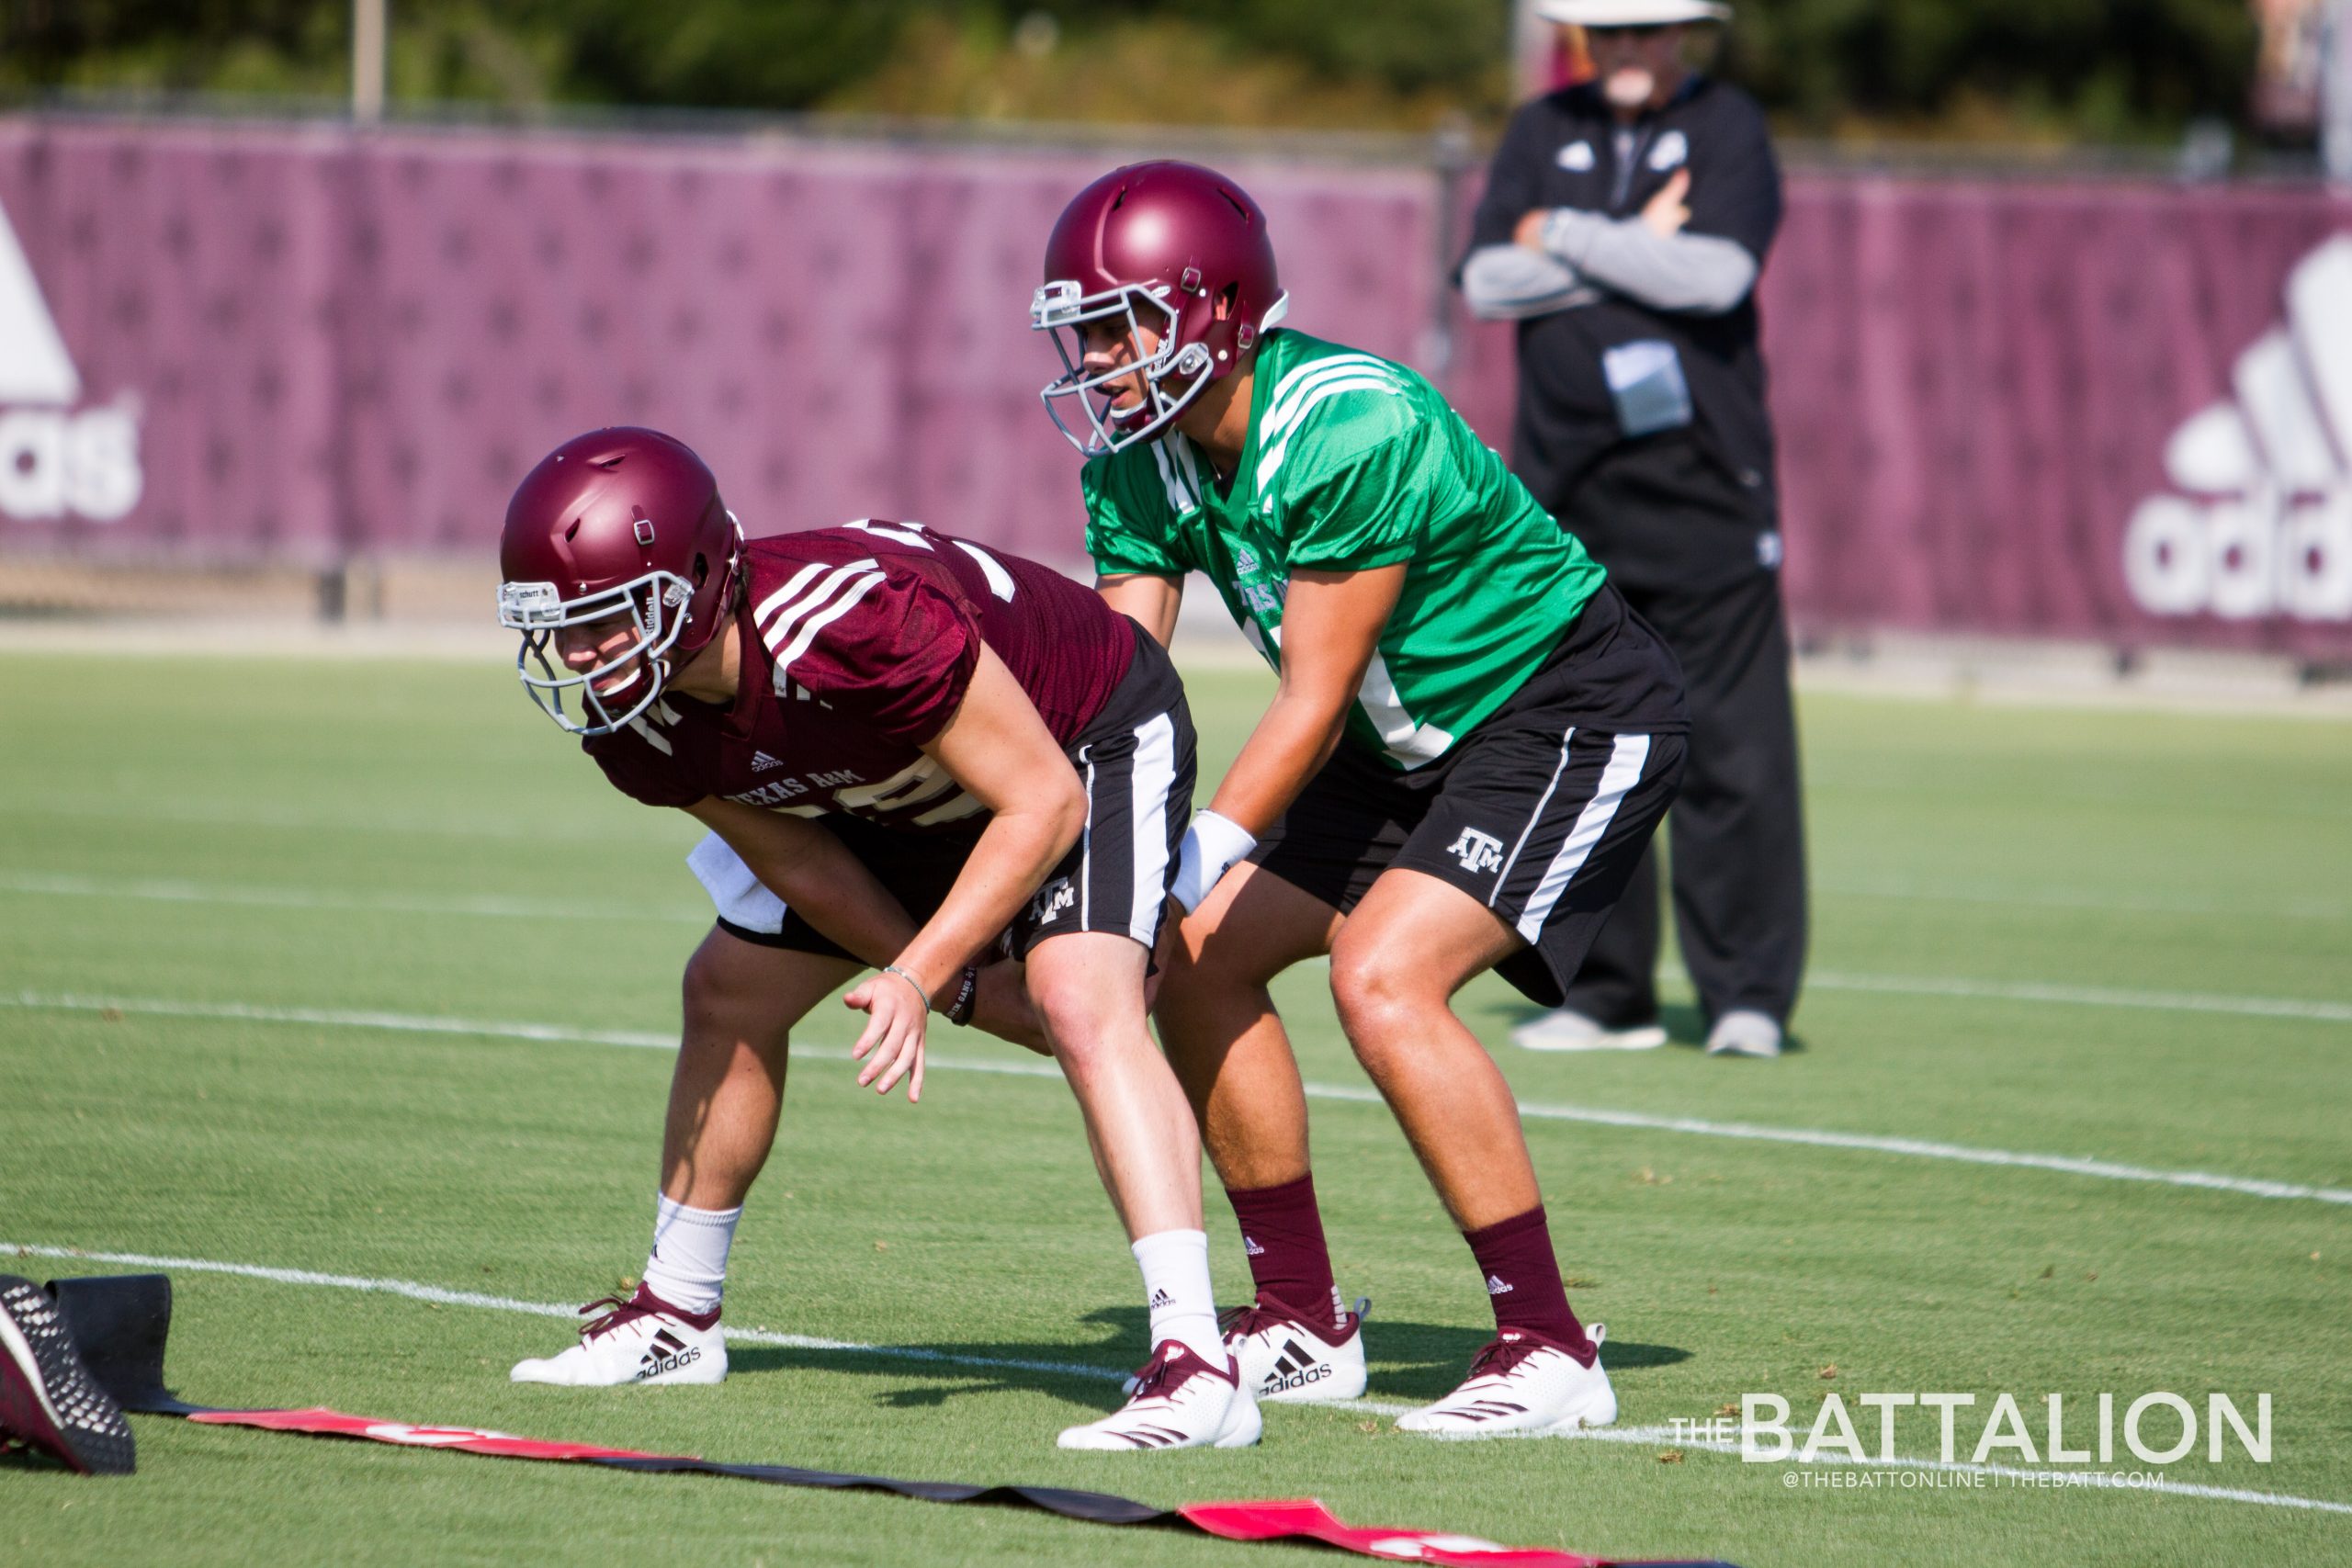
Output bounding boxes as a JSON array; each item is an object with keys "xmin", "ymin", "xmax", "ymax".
[{"xmin": 575, "ymin": 1290, "xmax": 657, "ymax": 1342}]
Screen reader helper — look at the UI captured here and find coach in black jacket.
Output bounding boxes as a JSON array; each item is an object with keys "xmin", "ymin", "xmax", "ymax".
[{"xmin": 1459, "ymin": 0, "xmax": 1805, "ymax": 1059}]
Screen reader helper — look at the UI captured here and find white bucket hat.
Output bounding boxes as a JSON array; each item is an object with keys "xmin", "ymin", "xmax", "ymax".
[{"xmin": 1535, "ymin": 0, "xmax": 1732, "ymax": 25}]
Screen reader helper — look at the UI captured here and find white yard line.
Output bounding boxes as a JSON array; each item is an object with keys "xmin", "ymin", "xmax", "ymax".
[
  {"xmin": 1815, "ymin": 875, "xmax": 2350, "ymax": 923},
  {"xmin": 6, "ymin": 1240, "xmax": 2344, "ymax": 1517},
  {"xmin": 0, "ymin": 870, "xmax": 707, "ymax": 926},
  {"xmin": 1805, "ymin": 970, "xmax": 2352, "ymax": 1025},
  {"xmin": 0, "ymin": 797, "xmax": 657, "ymax": 845},
  {"xmin": 13, "ymin": 869, "xmax": 2352, "ymax": 1025},
  {"xmin": 8, "ymin": 989, "xmax": 2350, "ymax": 1207},
  {"xmin": 19, "ymin": 853, "xmax": 2347, "ymax": 926}
]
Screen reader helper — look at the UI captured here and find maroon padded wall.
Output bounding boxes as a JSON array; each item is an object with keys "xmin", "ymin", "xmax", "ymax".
[{"xmin": 3, "ymin": 116, "xmax": 2348, "ymax": 657}]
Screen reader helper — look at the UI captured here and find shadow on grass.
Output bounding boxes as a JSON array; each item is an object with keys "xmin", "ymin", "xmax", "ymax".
[{"xmin": 729, "ymin": 1303, "xmax": 1689, "ymax": 1412}]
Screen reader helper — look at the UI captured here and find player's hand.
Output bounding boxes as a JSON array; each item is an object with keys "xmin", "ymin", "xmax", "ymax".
[
  {"xmin": 1513, "ymin": 209, "xmax": 1551, "ymax": 251},
  {"xmin": 1641, "ymin": 170, "xmax": 1691, "ymax": 238},
  {"xmin": 844, "ymin": 968, "xmax": 930, "ymax": 1102},
  {"xmin": 969, "ymin": 960, "xmax": 1049, "ymax": 1055}
]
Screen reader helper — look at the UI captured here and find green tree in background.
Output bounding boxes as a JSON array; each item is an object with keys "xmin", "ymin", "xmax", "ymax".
[{"xmin": 0, "ymin": 0, "xmax": 2268, "ymax": 146}]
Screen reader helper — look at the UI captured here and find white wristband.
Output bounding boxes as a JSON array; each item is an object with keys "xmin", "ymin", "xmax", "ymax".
[{"xmin": 1170, "ymin": 809, "xmax": 1257, "ymax": 915}]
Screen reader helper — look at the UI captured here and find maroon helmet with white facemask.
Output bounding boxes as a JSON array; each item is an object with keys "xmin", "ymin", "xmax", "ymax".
[
  {"xmin": 1032, "ymin": 161, "xmax": 1288, "ymax": 456},
  {"xmin": 496, "ymin": 427, "xmax": 743, "ymax": 736}
]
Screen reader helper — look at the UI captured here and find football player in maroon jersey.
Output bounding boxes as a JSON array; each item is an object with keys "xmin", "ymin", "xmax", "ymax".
[{"xmin": 493, "ymin": 427, "xmax": 1259, "ymax": 1450}]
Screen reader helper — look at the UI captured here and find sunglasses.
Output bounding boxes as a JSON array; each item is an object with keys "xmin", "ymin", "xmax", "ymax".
[{"xmin": 1587, "ymin": 23, "xmax": 1675, "ymax": 38}]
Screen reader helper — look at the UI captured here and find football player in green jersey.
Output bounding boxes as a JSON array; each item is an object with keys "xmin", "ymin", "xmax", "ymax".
[{"xmin": 1035, "ymin": 162, "xmax": 1690, "ymax": 1437}]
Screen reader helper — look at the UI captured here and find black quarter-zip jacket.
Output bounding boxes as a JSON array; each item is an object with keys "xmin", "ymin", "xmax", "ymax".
[{"xmin": 1464, "ymin": 77, "xmax": 1784, "ymax": 590}]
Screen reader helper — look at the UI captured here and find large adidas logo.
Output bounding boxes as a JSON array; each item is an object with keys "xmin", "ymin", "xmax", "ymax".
[
  {"xmin": 0, "ymin": 196, "xmax": 142, "ymax": 524},
  {"xmin": 2125, "ymin": 235, "xmax": 2352, "ymax": 623}
]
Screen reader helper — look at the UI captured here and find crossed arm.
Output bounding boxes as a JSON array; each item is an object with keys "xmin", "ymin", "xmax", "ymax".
[{"xmin": 1461, "ymin": 170, "xmax": 1758, "ymax": 321}]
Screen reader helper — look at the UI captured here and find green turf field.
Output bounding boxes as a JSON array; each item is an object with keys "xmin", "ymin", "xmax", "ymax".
[{"xmin": 3, "ymin": 651, "xmax": 2348, "ymax": 1566}]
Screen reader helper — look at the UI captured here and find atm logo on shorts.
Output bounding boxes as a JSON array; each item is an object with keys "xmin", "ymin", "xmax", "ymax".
[
  {"xmin": 1448, "ymin": 829, "xmax": 1506, "ymax": 875},
  {"xmin": 0, "ymin": 195, "xmax": 142, "ymax": 524},
  {"xmin": 2125, "ymin": 235, "xmax": 2352, "ymax": 623},
  {"xmin": 1031, "ymin": 877, "xmax": 1077, "ymax": 925}
]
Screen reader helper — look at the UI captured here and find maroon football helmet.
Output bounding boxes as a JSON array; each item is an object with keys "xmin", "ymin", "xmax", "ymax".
[
  {"xmin": 1033, "ymin": 160, "xmax": 1288, "ymax": 456},
  {"xmin": 495, "ymin": 427, "xmax": 743, "ymax": 735}
]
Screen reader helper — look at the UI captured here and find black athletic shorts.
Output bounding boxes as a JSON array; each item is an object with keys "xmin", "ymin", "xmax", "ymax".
[
  {"xmin": 1249, "ymin": 583, "xmax": 1687, "ymax": 1007},
  {"xmin": 707, "ymin": 621, "xmax": 1195, "ymax": 962}
]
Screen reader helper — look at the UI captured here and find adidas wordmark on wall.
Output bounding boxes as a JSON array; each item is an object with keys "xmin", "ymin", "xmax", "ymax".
[
  {"xmin": 2126, "ymin": 235, "xmax": 2352, "ymax": 623},
  {"xmin": 0, "ymin": 195, "xmax": 141, "ymax": 523}
]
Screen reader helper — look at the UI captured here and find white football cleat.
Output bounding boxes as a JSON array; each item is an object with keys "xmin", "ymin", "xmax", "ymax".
[
  {"xmin": 511, "ymin": 1284, "xmax": 727, "ymax": 1387},
  {"xmin": 1704, "ymin": 1010, "xmax": 1783, "ymax": 1059},
  {"xmin": 1058, "ymin": 1340, "xmax": 1261, "ymax": 1450},
  {"xmin": 1511, "ymin": 1010, "xmax": 1667, "ymax": 1053},
  {"xmin": 1222, "ymin": 1296, "xmax": 1369, "ymax": 1404},
  {"xmin": 1395, "ymin": 1324, "xmax": 1616, "ymax": 1438}
]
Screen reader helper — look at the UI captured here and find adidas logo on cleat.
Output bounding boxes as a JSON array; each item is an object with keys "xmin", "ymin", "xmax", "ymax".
[
  {"xmin": 1265, "ymin": 1341, "xmax": 1331, "ymax": 1394},
  {"xmin": 637, "ymin": 1329, "xmax": 702, "ymax": 1380}
]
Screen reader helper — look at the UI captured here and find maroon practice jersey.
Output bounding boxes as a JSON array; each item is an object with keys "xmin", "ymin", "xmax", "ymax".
[{"xmin": 584, "ymin": 521, "xmax": 1137, "ymax": 830}]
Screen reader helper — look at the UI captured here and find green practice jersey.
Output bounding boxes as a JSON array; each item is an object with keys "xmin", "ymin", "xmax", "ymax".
[{"xmin": 1082, "ymin": 329, "xmax": 1608, "ymax": 770}]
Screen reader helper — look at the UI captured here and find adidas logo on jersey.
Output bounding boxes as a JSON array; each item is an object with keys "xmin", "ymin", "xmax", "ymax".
[
  {"xmin": 1486, "ymin": 1274, "xmax": 1514, "ymax": 1296},
  {"xmin": 751, "ymin": 750, "xmax": 785, "ymax": 771},
  {"xmin": 0, "ymin": 196, "xmax": 143, "ymax": 523},
  {"xmin": 2126, "ymin": 235, "xmax": 2352, "ymax": 624}
]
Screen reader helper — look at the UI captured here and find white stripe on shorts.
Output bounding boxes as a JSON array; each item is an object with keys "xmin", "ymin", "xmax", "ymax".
[
  {"xmin": 1125, "ymin": 711, "xmax": 1179, "ymax": 944},
  {"xmin": 1489, "ymin": 725, "xmax": 1575, "ymax": 907},
  {"xmin": 1513, "ymin": 733, "xmax": 1652, "ymax": 944},
  {"xmin": 1078, "ymin": 747, "xmax": 1096, "ymax": 931}
]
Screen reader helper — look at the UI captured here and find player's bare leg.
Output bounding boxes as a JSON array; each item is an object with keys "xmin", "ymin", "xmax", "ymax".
[
  {"xmin": 1027, "ymin": 931, "xmax": 1261, "ymax": 1450},
  {"xmin": 1026, "ymin": 931, "xmax": 1204, "ymax": 1236},
  {"xmin": 1328, "ymin": 866, "xmax": 1614, "ymax": 1437},
  {"xmin": 513, "ymin": 929, "xmax": 855, "ymax": 1388},
  {"xmin": 1153, "ymin": 863, "xmax": 1366, "ymax": 1402},
  {"xmin": 1153, "ymin": 862, "xmax": 1340, "ymax": 1189},
  {"xmin": 1325, "ymin": 869, "xmax": 1538, "ymax": 1227},
  {"xmin": 659, "ymin": 928, "xmax": 859, "ymax": 1210}
]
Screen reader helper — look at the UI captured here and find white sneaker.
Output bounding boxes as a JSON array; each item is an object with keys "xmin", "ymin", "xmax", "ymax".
[
  {"xmin": 1057, "ymin": 1340, "xmax": 1261, "ymax": 1450},
  {"xmin": 1511, "ymin": 1010, "xmax": 1668, "ymax": 1053},
  {"xmin": 510, "ymin": 1284, "xmax": 727, "ymax": 1387},
  {"xmin": 1394, "ymin": 1324, "xmax": 1616, "ymax": 1438},
  {"xmin": 1221, "ymin": 1296, "xmax": 1369, "ymax": 1404},
  {"xmin": 1705, "ymin": 1010, "xmax": 1783, "ymax": 1058}
]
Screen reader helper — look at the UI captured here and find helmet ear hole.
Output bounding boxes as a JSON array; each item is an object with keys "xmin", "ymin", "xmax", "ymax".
[{"xmin": 1214, "ymin": 282, "xmax": 1238, "ymax": 322}]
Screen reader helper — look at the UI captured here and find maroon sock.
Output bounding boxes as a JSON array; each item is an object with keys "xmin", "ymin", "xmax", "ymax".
[
  {"xmin": 1227, "ymin": 1173, "xmax": 1344, "ymax": 1330},
  {"xmin": 1464, "ymin": 1206, "xmax": 1593, "ymax": 1365}
]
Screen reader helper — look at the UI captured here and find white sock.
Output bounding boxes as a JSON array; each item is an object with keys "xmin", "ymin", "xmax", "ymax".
[
  {"xmin": 1131, "ymin": 1228, "xmax": 1225, "ymax": 1369},
  {"xmin": 641, "ymin": 1194, "xmax": 741, "ymax": 1317}
]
